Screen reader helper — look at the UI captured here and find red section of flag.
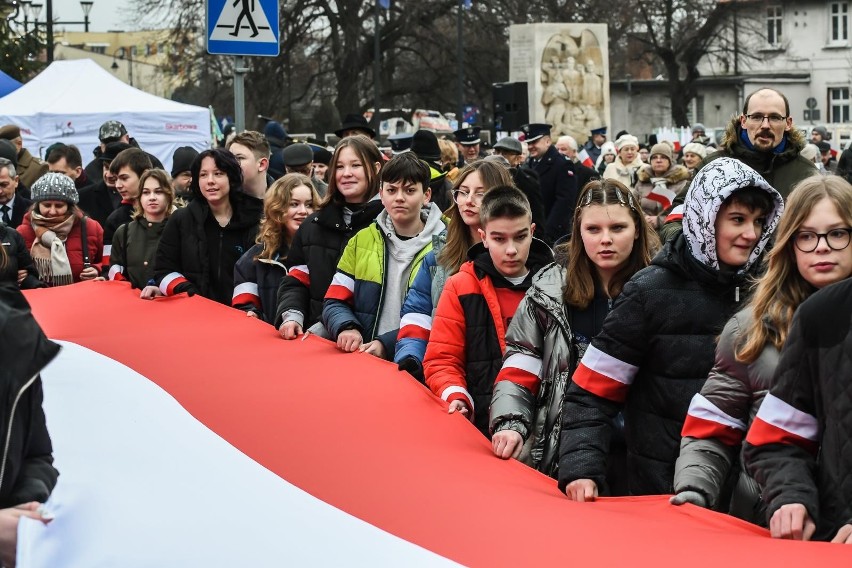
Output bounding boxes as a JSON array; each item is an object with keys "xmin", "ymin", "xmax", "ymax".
[{"xmin": 23, "ymin": 282, "xmax": 851, "ymax": 567}]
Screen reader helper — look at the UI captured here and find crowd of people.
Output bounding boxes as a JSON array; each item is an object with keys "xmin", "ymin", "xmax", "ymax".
[{"xmin": 4, "ymin": 86, "xmax": 852, "ymax": 555}]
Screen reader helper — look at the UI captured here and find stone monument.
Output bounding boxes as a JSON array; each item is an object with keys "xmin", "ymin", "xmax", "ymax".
[{"xmin": 509, "ymin": 23, "xmax": 610, "ymax": 146}]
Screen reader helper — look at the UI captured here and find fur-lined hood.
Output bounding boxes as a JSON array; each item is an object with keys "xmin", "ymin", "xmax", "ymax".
[{"xmin": 637, "ymin": 163, "xmax": 691, "ymax": 184}]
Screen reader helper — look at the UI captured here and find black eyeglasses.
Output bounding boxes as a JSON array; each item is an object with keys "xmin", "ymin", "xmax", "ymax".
[
  {"xmin": 745, "ymin": 113, "xmax": 788, "ymax": 125},
  {"xmin": 794, "ymin": 228, "xmax": 852, "ymax": 252}
]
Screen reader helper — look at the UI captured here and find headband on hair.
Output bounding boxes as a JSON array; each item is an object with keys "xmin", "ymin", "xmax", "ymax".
[{"xmin": 579, "ymin": 183, "xmax": 639, "ymax": 211}]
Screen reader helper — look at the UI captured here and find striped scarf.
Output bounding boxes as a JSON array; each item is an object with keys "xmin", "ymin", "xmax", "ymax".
[{"xmin": 30, "ymin": 211, "xmax": 76, "ymax": 286}]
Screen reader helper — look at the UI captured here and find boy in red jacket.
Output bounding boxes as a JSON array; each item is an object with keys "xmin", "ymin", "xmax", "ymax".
[{"xmin": 424, "ymin": 185, "xmax": 553, "ymax": 436}]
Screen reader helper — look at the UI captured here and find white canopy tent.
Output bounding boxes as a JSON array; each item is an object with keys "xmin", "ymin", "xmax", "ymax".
[{"xmin": 0, "ymin": 59, "xmax": 211, "ymax": 172}]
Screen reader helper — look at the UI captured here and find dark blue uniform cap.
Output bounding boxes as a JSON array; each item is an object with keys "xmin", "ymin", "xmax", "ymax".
[{"xmin": 520, "ymin": 123, "xmax": 552, "ymax": 143}]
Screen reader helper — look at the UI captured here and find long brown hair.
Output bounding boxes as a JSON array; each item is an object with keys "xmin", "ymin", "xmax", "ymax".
[
  {"xmin": 133, "ymin": 169, "xmax": 175, "ymax": 220},
  {"xmin": 561, "ymin": 178, "xmax": 659, "ymax": 309},
  {"xmin": 737, "ymin": 176, "xmax": 852, "ymax": 363},
  {"xmin": 255, "ymin": 174, "xmax": 321, "ymax": 261},
  {"xmin": 322, "ymin": 135, "xmax": 382, "ymax": 207},
  {"xmin": 436, "ymin": 160, "xmax": 514, "ymax": 275}
]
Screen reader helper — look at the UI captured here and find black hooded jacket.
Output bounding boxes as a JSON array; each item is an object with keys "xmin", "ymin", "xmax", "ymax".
[
  {"xmin": 154, "ymin": 191, "xmax": 262, "ymax": 304},
  {"xmin": 0, "ymin": 285, "xmax": 60, "ymax": 507}
]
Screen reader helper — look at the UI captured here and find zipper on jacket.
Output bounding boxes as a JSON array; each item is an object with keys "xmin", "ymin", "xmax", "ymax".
[
  {"xmin": 217, "ymin": 229, "xmax": 224, "ymax": 287},
  {"xmin": 370, "ymin": 228, "xmax": 388, "ymax": 340},
  {"xmin": 735, "ymin": 286, "xmax": 740, "ymax": 302},
  {"xmin": 0, "ymin": 372, "xmax": 38, "ymax": 495}
]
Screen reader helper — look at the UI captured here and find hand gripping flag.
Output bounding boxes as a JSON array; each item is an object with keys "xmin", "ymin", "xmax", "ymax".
[{"xmin": 17, "ymin": 281, "xmax": 852, "ymax": 567}]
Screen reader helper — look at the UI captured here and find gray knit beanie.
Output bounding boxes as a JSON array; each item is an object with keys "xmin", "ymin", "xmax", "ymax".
[{"xmin": 31, "ymin": 172, "xmax": 79, "ymax": 205}]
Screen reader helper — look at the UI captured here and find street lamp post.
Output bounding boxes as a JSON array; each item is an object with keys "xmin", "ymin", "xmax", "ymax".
[
  {"xmin": 20, "ymin": 0, "xmax": 95, "ymax": 63},
  {"xmin": 111, "ymin": 46, "xmax": 134, "ymax": 87}
]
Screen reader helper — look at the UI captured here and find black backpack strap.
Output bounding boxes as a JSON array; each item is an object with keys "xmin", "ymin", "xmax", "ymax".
[{"xmin": 80, "ymin": 215, "xmax": 90, "ymax": 266}]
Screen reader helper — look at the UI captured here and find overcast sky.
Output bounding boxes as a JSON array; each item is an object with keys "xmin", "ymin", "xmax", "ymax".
[{"xmin": 48, "ymin": 0, "xmax": 139, "ymax": 32}]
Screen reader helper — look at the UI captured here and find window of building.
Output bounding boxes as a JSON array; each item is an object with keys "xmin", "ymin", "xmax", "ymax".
[
  {"xmin": 90, "ymin": 46, "xmax": 105, "ymax": 55},
  {"xmin": 830, "ymin": 87, "xmax": 851, "ymax": 123},
  {"xmin": 767, "ymin": 5, "xmax": 783, "ymax": 46},
  {"xmin": 832, "ymin": 2, "xmax": 849, "ymax": 42}
]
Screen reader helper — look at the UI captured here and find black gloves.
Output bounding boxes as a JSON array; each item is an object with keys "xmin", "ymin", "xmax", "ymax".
[
  {"xmin": 173, "ymin": 281, "xmax": 198, "ymax": 297},
  {"xmin": 398, "ymin": 356, "xmax": 425, "ymax": 383}
]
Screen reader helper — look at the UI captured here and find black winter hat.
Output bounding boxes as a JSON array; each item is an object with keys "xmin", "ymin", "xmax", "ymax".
[
  {"xmin": 0, "ymin": 139, "xmax": 17, "ymax": 166},
  {"xmin": 171, "ymin": 146, "xmax": 199, "ymax": 177},
  {"xmin": 410, "ymin": 130, "xmax": 441, "ymax": 162},
  {"xmin": 99, "ymin": 141, "xmax": 133, "ymax": 163},
  {"xmin": 335, "ymin": 114, "xmax": 376, "ymax": 139}
]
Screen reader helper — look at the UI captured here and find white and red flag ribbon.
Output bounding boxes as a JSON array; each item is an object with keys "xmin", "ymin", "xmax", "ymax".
[{"xmin": 17, "ymin": 282, "xmax": 851, "ymax": 566}]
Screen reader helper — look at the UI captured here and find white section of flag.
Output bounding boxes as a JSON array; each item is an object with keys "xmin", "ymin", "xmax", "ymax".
[{"xmin": 18, "ymin": 341, "xmax": 456, "ymax": 567}]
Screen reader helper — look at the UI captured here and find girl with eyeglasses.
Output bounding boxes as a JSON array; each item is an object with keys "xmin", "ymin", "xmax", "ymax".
[
  {"xmin": 394, "ymin": 160, "xmax": 513, "ymax": 380},
  {"xmin": 488, "ymin": 179, "xmax": 659, "ymax": 477},
  {"xmin": 673, "ymin": 175, "xmax": 852, "ymax": 525}
]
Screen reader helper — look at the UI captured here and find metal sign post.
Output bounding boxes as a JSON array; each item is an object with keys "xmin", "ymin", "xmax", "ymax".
[{"xmin": 206, "ymin": 0, "xmax": 280, "ymax": 133}]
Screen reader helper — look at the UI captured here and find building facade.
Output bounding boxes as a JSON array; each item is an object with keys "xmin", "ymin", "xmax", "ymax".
[{"xmin": 610, "ymin": 1, "xmax": 852, "ymax": 149}]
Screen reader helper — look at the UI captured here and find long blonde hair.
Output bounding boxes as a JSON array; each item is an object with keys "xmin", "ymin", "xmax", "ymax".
[
  {"xmin": 436, "ymin": 160, "xmax": 514, "ymax": 275},
  {"xmin": 255, "ymin": 174, "xmax": 320, "ymax": 261},
  {"xmin": 737, "ymin": 176, "xmax": 852, "ymax": 363},
  {"xmin": 560, "ymin": 178, "xmax": 658, "ymax": 309}
]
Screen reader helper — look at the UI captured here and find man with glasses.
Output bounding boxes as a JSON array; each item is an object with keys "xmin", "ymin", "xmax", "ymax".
[
  {"xmin": 660, "ymin": 88, "xmax": 816, "ymax": 242},
  {"xmin": 714, "ymin": 88, "xmax": 815, "ymax": 198}
]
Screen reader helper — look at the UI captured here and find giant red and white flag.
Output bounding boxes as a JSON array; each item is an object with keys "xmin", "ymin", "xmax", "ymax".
[{"xmin": 17, "ymin": 283, "xmax": 852, "ymax": 566}]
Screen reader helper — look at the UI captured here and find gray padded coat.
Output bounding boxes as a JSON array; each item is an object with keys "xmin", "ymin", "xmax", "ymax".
[{"xmin": 489, "ymin": 263, "xmax": 577, "ymax": 477}]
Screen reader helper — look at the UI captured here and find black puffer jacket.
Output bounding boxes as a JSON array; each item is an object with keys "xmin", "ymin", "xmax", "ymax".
[
  {"xmin": 744, "ymin": 278, "xmax": 852, "ymax": 541},
  {"xmin": 0, "ymin": 284, "xmax": 60, "ymax": 507},
  {"xmin": 274, "ymin": 198, "xmax": 384, "ymax": 329},
  {"xmin": 232, "ymin": 242, "xmax": 289, "ymax": 324},
  {"xmin": 558, "ymin": 157, "xmax": 784, "ymax": 496},
  {"xmin": 0, "ymin": 224, "xmax": 42, "ymax": 289},
  {"xmin": 154, "ymin": 191, "xmax": 262, "ymax": 304}
]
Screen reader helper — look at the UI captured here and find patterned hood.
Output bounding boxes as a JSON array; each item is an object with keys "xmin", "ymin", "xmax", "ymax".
[{"xmin": 683, "ymin": 157, "xmax": 784, "ymax": 274}]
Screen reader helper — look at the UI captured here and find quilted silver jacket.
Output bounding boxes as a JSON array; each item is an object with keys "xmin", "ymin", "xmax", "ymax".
[
  {"xmin": 674, "ymin": 306, "xmax": 778, "ymax": 525},
  {"xmin": 489, "ymin": 263, "xmax": 577, "ymax": 477}
]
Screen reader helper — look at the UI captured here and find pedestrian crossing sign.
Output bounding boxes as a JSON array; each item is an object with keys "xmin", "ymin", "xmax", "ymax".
[{"xmin": 207, "ymin": 0, "xmax": 280, "ymax": 57}]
